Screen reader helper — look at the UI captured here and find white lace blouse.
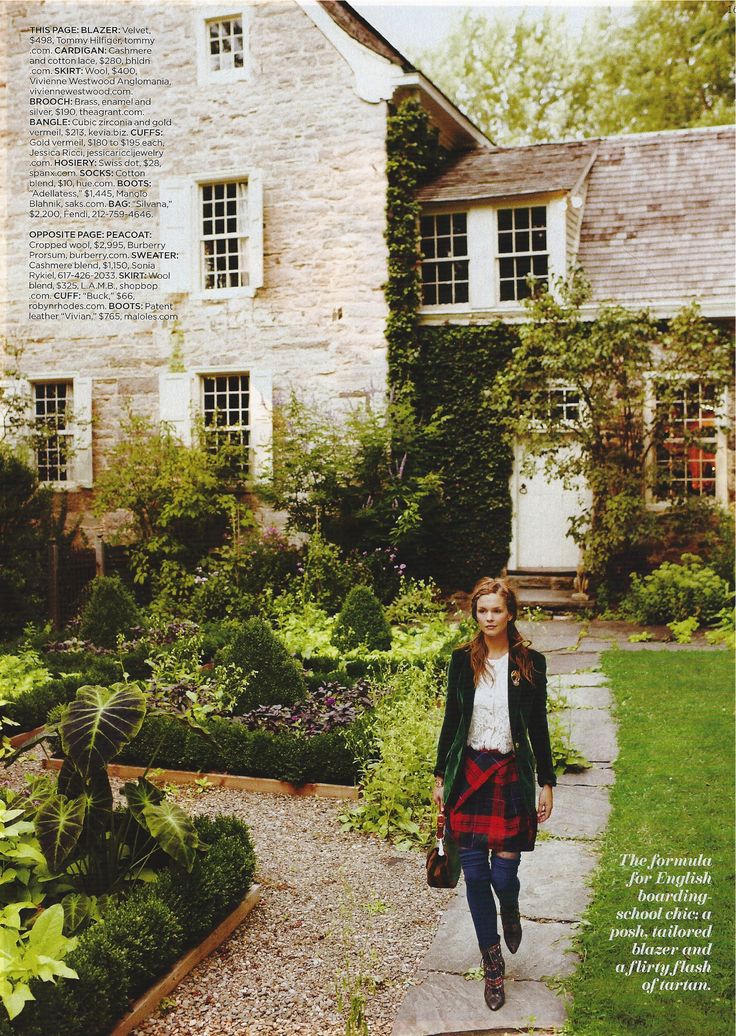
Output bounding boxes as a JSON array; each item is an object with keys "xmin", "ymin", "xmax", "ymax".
[{"xmin": 466, "ymin": 652, "xmax": 514, "ymax": 753}]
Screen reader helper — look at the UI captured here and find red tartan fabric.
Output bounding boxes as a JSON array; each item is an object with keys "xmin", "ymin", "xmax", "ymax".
[{"xmin": 447, "ymin": 747, "xmax": 537, "ymax": 852}]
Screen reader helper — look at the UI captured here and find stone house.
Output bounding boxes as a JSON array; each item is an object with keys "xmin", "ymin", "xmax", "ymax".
[{"xmin": 3, "ymin": 1, "xmax": 734, "ymax": 573}]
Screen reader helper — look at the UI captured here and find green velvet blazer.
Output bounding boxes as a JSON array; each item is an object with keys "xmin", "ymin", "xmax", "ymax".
[{"xmin": 434, "ymin": 645, "xmax": 557, "ymax": 814}]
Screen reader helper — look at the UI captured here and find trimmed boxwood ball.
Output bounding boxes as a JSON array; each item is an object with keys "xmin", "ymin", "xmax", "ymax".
[
  {"xmin": 332, "ymin": 585, "xmax": 392, "ymax": 652},
  {"xmin": 77, "ymin": 575, "xmax": 140, "ymax": 648},
  {"xmin": 215, "ymin": 617, "xmax": 307, "ymax": 712}
]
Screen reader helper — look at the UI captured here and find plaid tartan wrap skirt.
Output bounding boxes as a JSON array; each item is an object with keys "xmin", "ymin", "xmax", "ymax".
[{"xmin": 446, "ymin": 746, "xmax": 537, "ymax": 853}]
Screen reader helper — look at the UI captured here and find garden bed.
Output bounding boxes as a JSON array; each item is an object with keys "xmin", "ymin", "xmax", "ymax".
[
  {"xmin": 42, "ymin": 757, "xmax": 359, "ymax": 799},
  {"xmin": 109, "ymin": 884, "xmax": 261, "ymax": 1036}
]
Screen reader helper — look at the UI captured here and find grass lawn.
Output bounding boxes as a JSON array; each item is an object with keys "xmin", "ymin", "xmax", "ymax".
[{"xmin": 562, "ymin": 649, "xmax": 734, "ymax": 1036}]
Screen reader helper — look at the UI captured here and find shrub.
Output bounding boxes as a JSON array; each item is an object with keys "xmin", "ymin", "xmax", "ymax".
[
  {"xmin": 0, "ymin": 650, "xmax": 51, "ymax": 701},
  {"xmin": 118, "ymin": 713, "xmax": 360, "ymax": 785},
  {"xmin": 332, "ymin": 586, "xmax": 392, "ymax": 653},
  {"xmin": 13, "ymin": 815, "xmax": 255, "ymax": 1036},
  {"xmin": 618, "ymin": 554, "xmax": 731, "ymax": 625},
  {"xmin": 77, "ymin": 576, "xmax": 140, "ymax": 648},
  {"xmin": 2, "ymin": 674, "xmax": 80, "ymax": 732},
  {"xmin": 0, "ymin": 449, "xmax": 53, "ymax": 637},
  {"xmin": 385, "ymin": 576, "xmax": 446, "ymax": 625},
  {"xmin": 215, "ymin": 617, "xmax": 307, "ymax": 712}
]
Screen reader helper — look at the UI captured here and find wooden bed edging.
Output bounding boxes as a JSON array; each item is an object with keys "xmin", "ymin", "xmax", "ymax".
[
  {"xmin": 108, "ymin": 883, "xmax": 261, "ymax": 1036},
  {"xmin": 42, "ymin": 757, "xmax": 360, "ymax": 800},
  {"xmin": 9, "ymin": 724, "xmax": 46, "ymax": 748}
]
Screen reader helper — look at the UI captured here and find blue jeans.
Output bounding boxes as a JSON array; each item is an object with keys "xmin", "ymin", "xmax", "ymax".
[{"xmin": 459, "ymin": 847, "xmax": 521, "ymax": 949}]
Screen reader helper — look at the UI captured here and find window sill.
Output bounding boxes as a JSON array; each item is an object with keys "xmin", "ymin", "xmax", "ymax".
[{"xmin": 191, "ymin": 287, "xmax": 257, "ymax": 302}]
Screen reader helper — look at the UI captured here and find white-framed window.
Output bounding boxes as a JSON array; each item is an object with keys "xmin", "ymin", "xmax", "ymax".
[
  {"xmin": 33, "ymin": 381, "xmax": 72, "ymax": 483},
  {"xmin": 159, "ymin": 368, "xmax": 271, "ymax": 477},
  {"xmin": 201, "ymin": 373, "xmax": 250, "ymax": 470},
  {"xmin": 497, "ymin": 205, "xmax": 548, "ymax": 302},
  {"xmin": 200, "ymin": 180, "xmax": 249, "ymax": 291},
  {"xmin": 420, "ymin": 212, "xmax": 469, "ymax": 305},
  {"xmin": 548, "ymin": 386, "xmax": 580, "ymax": 426},
  {"xmin": 195, "ymin": 7, "xmax": 250, "ymax": 84},
  {"xmin": 21, "ymin": 375, "xmax": 94, "ymax": 488},
  {"xmin": 158, "ymin": 170, "xmax": 263, "ymax": 298},
  {"xmin": 654, "ymin": 380, "xmax": 720, "ymax": 499}
]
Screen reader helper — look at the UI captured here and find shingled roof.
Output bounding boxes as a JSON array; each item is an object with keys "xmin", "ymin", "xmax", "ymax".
[
  {"xmin": 417, "ymin": 126, "xmax": 735, "ymax": 314},
  {"xmin": 416, "ymin": 140, "xmax": 599, "ymax": 203},
  {"xmin": 578, "ymin": 126, "xmax": 734, "ymax": 312}
]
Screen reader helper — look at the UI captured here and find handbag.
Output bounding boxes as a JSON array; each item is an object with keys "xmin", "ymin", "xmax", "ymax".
[{"xmin": 426, "ymin": 811, "xmax": 460, "ymax": 889}]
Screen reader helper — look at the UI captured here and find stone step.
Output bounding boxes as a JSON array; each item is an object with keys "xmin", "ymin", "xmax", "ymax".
[
  {"xmin": 516, "ymin": 587, "xmax": 593, "ymax": 613},
  {"xmin": 507, "ymin": 569, "xmax": 577, "ymax": 591}
]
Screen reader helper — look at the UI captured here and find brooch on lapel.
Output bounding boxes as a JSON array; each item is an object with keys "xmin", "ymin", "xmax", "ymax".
[{"xmin": 511, "ymin": 670, "xmax": 521, "ymax": 686}]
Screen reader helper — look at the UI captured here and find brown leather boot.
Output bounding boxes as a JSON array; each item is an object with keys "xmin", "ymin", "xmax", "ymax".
[
  {"xmin": 500, "ymin": 906, "xmax": 522, "ymax": 953},
  {"xmin": 480, "ymin": 941, "xmax": 505, "ymax": 1011}
]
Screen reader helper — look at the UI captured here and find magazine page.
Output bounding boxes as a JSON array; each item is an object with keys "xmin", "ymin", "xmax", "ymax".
[{"xmin": 1, "ymin": 2, "xmax": 733, "ymax": 1036}]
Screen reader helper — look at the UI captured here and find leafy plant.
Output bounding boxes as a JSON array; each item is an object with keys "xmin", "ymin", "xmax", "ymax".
[
  {"xmin": 627, "ymin": 630, "xmax": 654, "ymax": 643},
  {"xmin": 8, "ymin": 683, "xmax": 204, "ymax": 897},
  {"xmin": 332, "ymin": 587, "xmax": 392, "ymax": 653},
  {"xmin": 237, "ymin": 680, "xmax": 373, "ymax": 737},
  {"xmin": 0, "ymin": 903, "xmax": 78, "ymax": 1021},
  {"xmin": 667, "ymin": 616, "xmax": 699, "ymax": 644},
  {"xmin": 215, "ymin": 618, "xmax": 307, "ymax": 713},
  {"xmin": 77, "ymin": 577, "xmax": 140, "ymax": 649},
  {"xmin": 619, "ymin": 554, "xmax": 731, "ymax": 625},
  {"xmin": 0, "ymin": 652, "xmax": 51, "ymax": 703},
  {"xmin": 704, "ymin": 606, "xmax": 735, "ymax": 647},
  {"xmin": 384, "ymin": 577, "xmax": 445, "ymax": 625}
]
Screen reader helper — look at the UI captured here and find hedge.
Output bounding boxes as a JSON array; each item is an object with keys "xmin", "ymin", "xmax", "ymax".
[
  {"xmin": 117, "ymin": 713, "xmax": 361, "ymax": 785},
  {"xmin": 7, "ymin": 815, "xmax": 256, "ymax": 1036}
]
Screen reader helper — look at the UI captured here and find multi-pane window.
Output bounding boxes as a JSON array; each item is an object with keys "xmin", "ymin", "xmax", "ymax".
[
  {"xmin": 34, "ymin": 382, "xmax": 71, "ymax": 482},
  {"xmin": 548, "ymin": 387, "xmax": 580, "ymax": 425},
  {"xmin": 420, "ymin": 213, "xmax": 469, "ymax": 305},
  {"xmin": 498, "ymin": 206, "xmax": 548, "ymax": 301},
  {"xmin": 206, "ymin": 17, "xmax": 244, "ymax": 72},
  {"xmin": 202, "ymin": 374, "xmax": 250, "ymax": 466},
  {"xmin": 655, "ymin": 381, "xmax": 718, "ymax": 497},
  {"xmin": 200, "ymin": 181, "xmax": 249, "ymax": 290}
]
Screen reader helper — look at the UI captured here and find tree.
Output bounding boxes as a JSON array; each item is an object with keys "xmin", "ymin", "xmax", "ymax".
[
  {"xmin": 415, "ymin": 9, "xmax": 588, "ymax": 146},
  {"xmin": 489, "ymin": 276, "xmax": 732, "ymax": 589},
  {"xmin": 584, "ymin": 1, "xmax": 735, "ymax": 135},
  {"xmin": 93, "ymin": 413, "xmax": 252, "ymax": 587},
  {"xmin": 415, "ymin": 2, "xmax": 734, "ymax": 145}
]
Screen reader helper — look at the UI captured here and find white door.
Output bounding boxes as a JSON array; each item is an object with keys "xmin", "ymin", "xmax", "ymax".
[{"xmin": 508, "ymin": 449, "xmax": 591, "ymax": 569}]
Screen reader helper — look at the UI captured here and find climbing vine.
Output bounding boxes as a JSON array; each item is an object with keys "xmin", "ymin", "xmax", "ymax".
[{"xmin": 384, "ymin": 99, "xmax": 516, "ymax": 588}]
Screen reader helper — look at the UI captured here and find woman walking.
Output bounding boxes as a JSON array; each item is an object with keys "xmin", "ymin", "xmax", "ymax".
[{"xmin": 432, "ymin": 577, "xmax": 556, "ymax": 1011}]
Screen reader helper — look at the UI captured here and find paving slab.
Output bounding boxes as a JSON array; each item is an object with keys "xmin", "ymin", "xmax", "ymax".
[
  {"xmin": 553, "ymin": 684, "xmax": 612, "ymax": 709},
  {"xmin": 546, "ymin": 652, "xmax": 601, "ymax": 674},
  {"xmin": 555, "ymin": 708, "xmax": 618, "ymax": 764},
  {"xmin": 549, "ymin": 672, "xmax": 607, "ymax": 687},
  {"xmin": 542, "ymin": 784, "xmax": 610, "ymax": 840},
  {"xmin": 424, "ymin": 902, "xmax": 580, "ymax": 980},
  {"xmin": 519, "ymin": 840, "xmax": 599, "ymax": 922},
  {"xmin": 391, "ymin": 972, "xmax": 568, "ymax": 1036},
  {"xmin": 557, "ymin": 765, "xmax": 615, "ymax": 787},
  {"xmin": 515, "ymin": 621, "xmax": 583, "ymax": 653}
]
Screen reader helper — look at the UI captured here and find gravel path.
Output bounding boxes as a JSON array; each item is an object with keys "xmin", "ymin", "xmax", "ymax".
[{"xmin": 4, "ymin": 751, "xmax": 453, "ymax": 1036}]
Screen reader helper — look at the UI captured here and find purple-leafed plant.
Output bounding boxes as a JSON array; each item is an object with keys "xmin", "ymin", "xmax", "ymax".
[{"xmin": 235, "ymin": 679, "xmax": 373, "ymax": 736}]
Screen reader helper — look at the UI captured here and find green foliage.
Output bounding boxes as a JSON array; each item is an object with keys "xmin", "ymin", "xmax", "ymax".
[
  {"xmin": 13, "ymin": 815, "xmax": 255, "ymax": 1036},
  {"xmin": 266, "ymin": 396, "xmax": 444, "ymax": 558},
  {"xmin": 77, "ymin": 577, "xmax": 140, "ymax": 649},
  {"xmin": 385, "ymin": 577, "xmax": 446, "ymax": 626},
  {"xmin": 0, "ymin": 652, "xmax": 51, "ymax": 703},
  {"xmin": 340, "ymin": 665, "xmax": 445, "ymax": 847},
  {"xmin": 332, "ymin": 587, "xmax": 392, "ymax": 653},
  {"xmin": 118, "ymin": 713, "xmax": 360, "ymax": 785},
  {"xmin": 409, "ymin": 324, "xmax": 515, "ymax": 586},
  {"xmin": 704, "ymin": 606, "xmax": 735, "ymax": 647},
  {"xmin": 0, "ymin": 449, "xmax": 53, "ymax": 637},
  {"xmin": 416, "ymin": 3, "xmax": 734, "ymax": 145},
  {"xmin": 215, "ymin": 617, "xmax": 307, "ymax": 713},
  {"xmin": 92, "ymin": 413, "xmax": 253, "ymax": 589},
  {"xmin": 619, "ymin": 554, "xmax": 732, "ymax": 625},
  {"xmin": 489, "ymin": 280, "xmax": 732, "ymax": 591},
  {"xmin": 648, "ymin": 498, "xmax": 735, "ymax": 585},
  {"xmin": 0, "ymin": 903, "xmax": 78, "ymax": 1022},
  {"xmin": 667, "ymin": 616, "xmax": 700, "ymax": 644}
]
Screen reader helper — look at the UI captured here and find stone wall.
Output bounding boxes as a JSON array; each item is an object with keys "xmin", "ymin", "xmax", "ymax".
[{"xmin": 3, "ymin": 0, "xmax": 394, "ymax": 530}]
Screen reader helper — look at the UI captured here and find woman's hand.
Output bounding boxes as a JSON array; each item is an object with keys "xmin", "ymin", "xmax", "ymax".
[
  {"xmin": 432, "ymin": 778, "xmax": 444, "ymax": 812},
  {"xmin": 537, "ymin": 784, "xmax": 553, "ymax": 823}
]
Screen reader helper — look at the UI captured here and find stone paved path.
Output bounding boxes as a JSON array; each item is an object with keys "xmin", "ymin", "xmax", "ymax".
[{"xmin": 391, "ymin": 617, "xmax": 654, "ymax": 1036}]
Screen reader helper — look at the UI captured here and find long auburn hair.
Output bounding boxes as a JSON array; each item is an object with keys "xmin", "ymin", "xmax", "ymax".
[{"xmin": 461, "ymin": 577, "xmax": 536, "ymax": 687}]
